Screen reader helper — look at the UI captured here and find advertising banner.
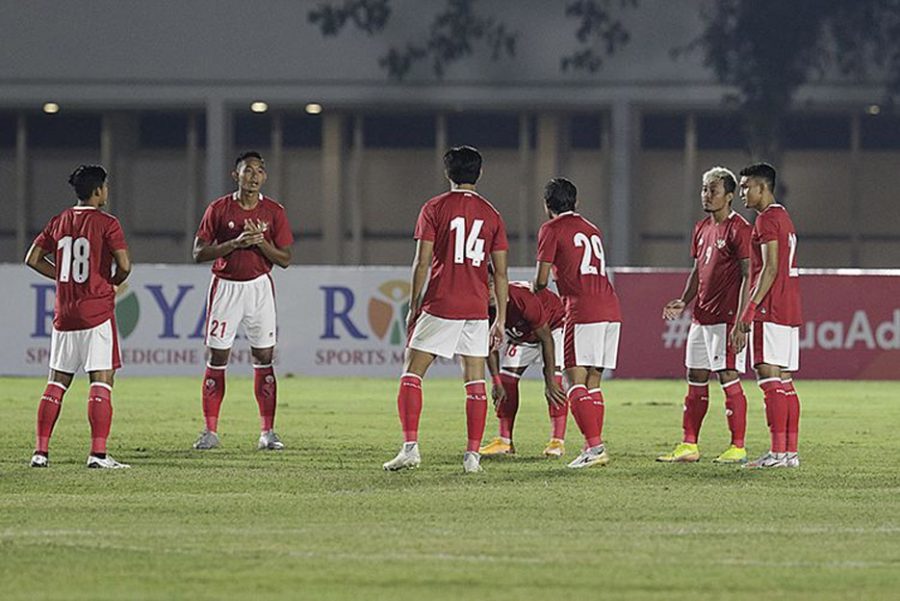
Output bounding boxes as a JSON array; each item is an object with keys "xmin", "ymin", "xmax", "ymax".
[{"xmin": 3, "ymin": 265, "xmax": 898, "ymax": 379}]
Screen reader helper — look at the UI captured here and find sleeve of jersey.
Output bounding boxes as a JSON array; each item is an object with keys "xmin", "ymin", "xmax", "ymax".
[
  {"xmin": 105, "ymin": 219, "xmax": 128, "ymax": 251},
  {"xmin": 734, "ymin": 221, "xmax": 752, "ymax": 259},
  {"xmin": 33, "ymin": 218, "xmax": 57, "ymax": 252},
  {"xmin": 413, "ymin": 204, "xmax": 435, "ymax": 242},
  {"xmin": 492, "ymin": 213, "xmax": 509, "ymax": 252},
  {"xmin": 195, "ymin": 204, "xmax": 217, "ymax": 243},
  {"xmin": 272, "ymin": 207, "xmax": 294, "ymax": 248},
  {"xmin": 756, "ymin": 213, "xmax": 779, "ymax": 244},
  {"xmin": 690, "ymin": 222, "xmax": 700, "ymax": 259},
  {"xmin": 535, "ymin": 224, "xmax": 556, "ymax": 263}
]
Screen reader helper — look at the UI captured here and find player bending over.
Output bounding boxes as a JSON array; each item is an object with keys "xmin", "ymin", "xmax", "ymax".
[
  {"xmin": 731, "ymin": 163, "xmax": 803, "ymax": 469},
  {"xmin": 384, "ymin": 146, "xmax": 509, "ymax": 474},
  {"xmin": 480, "ymin": 279, "xmax": 568, "ymax": 457},
  {"xmin": 658, "ymin": 166, "xmax": 753, "ymax": 464},
  {"xmin": 534, "ymin": 177, "xmax": 622, "ymax": 469},
  {"xmin": 25, "ymin": 165, "xmax": 132, "ymax": 469}
]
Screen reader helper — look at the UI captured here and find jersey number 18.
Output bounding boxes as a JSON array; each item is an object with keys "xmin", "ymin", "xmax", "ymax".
[{"xmin": 57, "ymin": 236, "xmax": 90, "ymax": 283}]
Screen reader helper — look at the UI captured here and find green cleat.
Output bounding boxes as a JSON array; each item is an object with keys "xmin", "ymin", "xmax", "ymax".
[
  {"xmin": 656, "ymin": 442, "xmax": 700, "ymax": 463},
  {"xmin": 713, "ymin": 445, "xmax": 748, "ymax": 464}
]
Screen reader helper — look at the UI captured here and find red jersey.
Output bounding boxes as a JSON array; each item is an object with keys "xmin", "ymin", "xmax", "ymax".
[
  {"xmin": 536, "ymin": 212, "xmax": 621, "ymax": 324},
  {"xmin": 415, "ymin": 190, "xmax": 509, "ymax": 320},
  {"xmin": 749, "ymin": 204, "xmax": 802, "ymax": 326},
  {"xmin": 33, "ymin": 206, "xmax": 128, "ymax": 331},
  {"xmin": 691, "ymin": 212, "xmax": 751, "ymax": 325},
  {"xmin": 505, "ymin": 282, "xmax": 565, "ymax": 344},
  {"xmin": 196, "ymin": 193, "xmax": 294, "ymax": 281}
]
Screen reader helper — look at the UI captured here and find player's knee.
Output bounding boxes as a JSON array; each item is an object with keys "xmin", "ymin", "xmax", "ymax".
[
  {"xmin": 687, "ymin": 368, "xmax": 710, "ymax": 384},
  {"xmin": 208, "ymin": 348, "xmax": 231, "ymax": 367},
  {"xmin": 251, "ymin": 347, "xmax": 274, "ymax": 365},
  {"xmin": 716, "ymin": 369, "xmax": 738, "ymax": 385}
]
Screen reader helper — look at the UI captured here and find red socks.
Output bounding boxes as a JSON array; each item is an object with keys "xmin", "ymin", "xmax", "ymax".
[
  {"xmin": 253, "ymin": 364, "xmax": 277, "ymax": 432},
  {"xmin": 397, "ymin": 373, "xmax": 423, "ymax": 443},
  {"xmin": 496, "ymin": 372, "xmax": 520, "ymax": 440},
  {"xmin": 682, "ymin": 382, "xmax": 709, "ymax": 444},
  {"xmin": 35, "ymin": 382, "xmax": 66, "ymax": 454},
  {"xmin": 87, "ymin": 383, "xmax": 113, "ymax": 455},
  {"xmin": 722, "ymin": 379, "xmax": 748, "ymax": 448},
  {"xmin": 202, "ymin": 364, "xmax": 226, "ymax": 433},
  {"xmin": 465, "ymin": 380, "xmax": 488, "ymax": 452},
  {"xmin": 759, "ymin": 378, "xmax": 787, "ymax": 453},
  {"xmin": 783, "ymin": 378, "xmax": 801, "ymax": 453},
  {"xmin": 568, "ymin": 385, "xmax": 601, "ymax": 448},
  {"xmin": 588, "ymin": 388, "xmax": 605, "ymax": 443},
  {"xmin": 548, "ymin": 373, "xmax": 568, "ymax": 440}
]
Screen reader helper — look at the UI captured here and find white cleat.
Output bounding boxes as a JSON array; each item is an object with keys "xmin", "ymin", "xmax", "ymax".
[
  {"xmin": 257, "ymin": 430, "xmax": 284, "ymax": 451},
  {"xmin": 566, "ymin": 445, "xmax": 610, "ymax": 469},
  {"xmin": 383, "ymin": 443, "xmax": 421, "ymax": 471},
  {"xmin": 192, "ymin": 430, "xmax": 220, "ymax": 450},
  {"xmin": 463, "ymin": 451, "xmax": 483, "ymax": 473},
  {"xmin": 30, "ymin": 454, "xmax": 49, "ymax": 468},
  {"xmin": 783, "ymin": 452, "xmax": 800, "ymax": 468},
  {"xmin": 745, "ymin": 451, "xmax": 788, "ymax": 469},
  {"xmin": 86, "ymin": 455, "xmax": 130, "ymax": 469}
]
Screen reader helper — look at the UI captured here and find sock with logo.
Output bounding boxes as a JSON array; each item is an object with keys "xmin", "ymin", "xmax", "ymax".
[
  {"xmin": 759, "ymin": 378, "xmax": 787, "ymax": 453},
  {"xmin": 88, "ymin": 383, "xmax": 113, "ymax": 456},
  {"xmin": 253, "ymin": 364, "xmax": 277, "ymax": 432},
  {"xmin": 202, "ymin": 364, "xmax": 226, "ymax": 433},
  {"xmin": 682, "ymin": 381, "xmax": 710, "ymax": 444},
  {"xmin": 548, "ymin": 373, "xmax": 568, "ymax": 440},
  {"xmin": 722, "ymin": 379, "xmax": 748, "ymax": 448},
  {"xmin": 496, "ymin": 372, "xmax": 520, "ymax": 440},
  {"xmin": 783, "ymin": 378, "xmax": 801, "ymax": 453},
  {"xmin": 568, "ymin": 385, "xmax": 601, "ymax": 448},
  {"xmin": 397, "ymin": 373, "xmax": 423, "ymax": 443},
  {"xmin": 36, "ymin": 382, "xmax": 67, "ymax": 454},
  {"xmin": 588, "ymin": 388, "xmax": 606, "ymax": 442},
  {"xmin": 465, "ymin": 380, "xmax": 488, "ymax": 453}
]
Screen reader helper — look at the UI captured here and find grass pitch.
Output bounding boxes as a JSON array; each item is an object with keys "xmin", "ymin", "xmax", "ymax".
[{"xmin": 1, "ymin": 376, "xmax": 899, "ymax": 600}]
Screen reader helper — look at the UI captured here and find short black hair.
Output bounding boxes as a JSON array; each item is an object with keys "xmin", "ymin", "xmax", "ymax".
[
  {"xmin": 235, "ymin": 150, "xmax": 264, "ymax": 168},
  {"xmin": 68, "ymin": 165, "xmax": 108, "ymax": 201},
  {"xmin": 740, "ymin": 162, "xmax": 777, "ymax": 192},
  {"xmin": 443, "ymin": 146, "xmax": 482, "ymax": 185},
  {"xmin": 544, "ymin": 177, "xmax": 578, "ymax": 214}
]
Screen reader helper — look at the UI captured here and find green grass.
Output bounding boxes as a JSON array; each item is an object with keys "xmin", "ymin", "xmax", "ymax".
[{"xmin": 1, "ymin": 377, "xmax": 899, "ymax": 600}]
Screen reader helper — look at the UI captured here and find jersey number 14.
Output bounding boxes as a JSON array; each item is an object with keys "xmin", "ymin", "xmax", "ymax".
[
  {"xmin": 57, "ymin": 236, "xmax": 90, "ymax": 283},
  {"xmin": 449, "ymin": 217, "xmax": 486, "ymax": 267}
]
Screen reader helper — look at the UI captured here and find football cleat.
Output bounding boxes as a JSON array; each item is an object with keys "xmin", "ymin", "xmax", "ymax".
[
  {"xmin": 192, "ymin": 429, "xmax": 220, "ymax": 450},
  {"xmin": 86, "ymin": 455, "xmax": 130, "ymax": 469},
  {"xmin": 30, "ymin": 454, "xmax": 49, "ymax": 468},
  {"xmin": 783, "ymin": 452, "xmax": 800, "ymax": 468},
  {"xmin": 257, "ymin": 430, "xmax": 284, "ymax": 451},
  {"xmin": 745, "ymin": 451, "xmax": 787, "ymax": 469},
  {"xmin": 479, "ymin": 437, "xmax": 515, "ymax": 456},
  {"xmin": 713, "ymin": 445, "xmax": 748, "ymax": 464},
  {"xmin": 567, "ymin": 445, "xmax": 610, "ymax": 469},
  {"xmin": 383, "ymin": 443, "xmax": 421, "ymax": 471},
  {"xmin": 462, "ymin": 451, "xmax": 483, "ymax": 473},
  {"xmin": 656, "ymin": 442, "xmax": 700, "ymax": 463},
  {"xmin": 542, "ymin": 438, "xmax": 566, "ymax": 458}
]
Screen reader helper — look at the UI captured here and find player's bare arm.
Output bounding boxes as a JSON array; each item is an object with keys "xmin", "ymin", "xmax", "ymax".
[
  {"xmin": 110, "ymin": 248, "xmax": 132, "ymax": 286},
  {"xmin": 731, "ymin": 241, "xmax": 777, "ymax": 352},
  {"xmin": 406, "ymin": 239, "xmax": 433, "ymax": 328},
  {"xmin": 192, "ymin": 232, "xmax": 264, "ymax": 263},
  {"xmin": 24, "ymin": 244, "xmax": 56, "ymax": 281},
  {"xmin": 663, "ymin": 261, "xmax": 699, "ymax": 320},
  {"xmin": 255, "ymin": 239, "xmax": 292, "ymax": 269},
  {"xmin": 486, "ymin": 350, "xmax": 507, "ymax": 406},
  {"xmin": 490, "ymin": 249, "xmax": 509, "ymax": 351},
  {"xmin": 533, "ymin": 324, "xmax": 566, "ymax": 407},
  {"xmin": 532, "ymin": 261, "xmax": 552, "ymax": 292}
]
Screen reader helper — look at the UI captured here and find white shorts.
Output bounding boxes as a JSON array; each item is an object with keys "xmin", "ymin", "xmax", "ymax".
[
  {"xmin": 500, "ymin": 328, "xmax": 564, "ymax": 371},
  {"xmin": 750, "ymin": 322, "xmax": 800, "ymax": 372},
  {"xmin": 205, "ymin": 274, "xmax": 277, "ymax": 350},
  {"xmin": 563, "ymin": 322, "xmax": 621, "ymax": 369},
  {"xmin": 408, "ymin": 312, "xmax": 489, "ymax": 358},
  {"xmin": 685, "ymin": 322, "xmax": 746, "ymax": 373},
  {"xmin": 50, "ymin": 319, "xmax": 121, "ymax": 373}
]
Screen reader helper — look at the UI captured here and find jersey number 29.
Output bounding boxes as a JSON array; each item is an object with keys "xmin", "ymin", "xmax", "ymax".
[
  {"xmin": 573, "ymin": 232, "xmax": 606, "ymax": 276},
  {"xmin": 57, "ymin": 236, "xmax": 90, "ymax": 283},
  {"xmin": 449, "ymin": 217, "xmax": 485, "ymax": 266}
]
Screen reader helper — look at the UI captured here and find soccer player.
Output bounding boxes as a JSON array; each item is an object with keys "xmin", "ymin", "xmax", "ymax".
[
  {"xmin": 25, "ymin": 165, "xmax": 132, "ymax": 469},
  {"xmin": 658, "ymin": 166, "xmax": 753, "ymax": 464},
  {"xmin": 480, "ymin": 280, "xmax": 568, "ymax": 457},
  {"xmin": 730, "ymin": 163, "xmax": 802, "ymax": 469},
  {"xmin": 383, "ymin": 145, "xmax": 509, "ymax": 474},
  {"xmin": 534, "ymin": 177, "xmax": 621, "ymax": 469},
  {"xmin": 192, "ymin": 151, "xmax": 294, "ymax": 451}
]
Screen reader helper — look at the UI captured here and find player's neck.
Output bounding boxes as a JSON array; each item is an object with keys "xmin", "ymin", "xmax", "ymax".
[
  {"xmin": 451, "ymin": 184, "xmax": 477, "ymax": 192},
  {"xmin": 235, "ymin": 189, "xmax": 260, "ymax": 208},
  {"xmin": 755, "ymin": 196, "xmax": 775, "ymax": 213},
  {"xmin": 77, "ymin": 200, "xmax": 102, "ymax": 210},
  {"xmin": 711, "ymin": 207, "xmax": 731, "ymax": 224}
]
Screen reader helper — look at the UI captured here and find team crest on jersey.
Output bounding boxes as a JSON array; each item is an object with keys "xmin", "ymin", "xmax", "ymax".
[
  {"xmin": 716, "ymin": 239, "xmax": 726, "ymax": 249},
  {"xmin": 205, "ymin": 378, "xmax": 216, "ymax": 390},
  {"xmin": 228, "ymin": 221, "xmax": 235, "ymax": 229}
]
